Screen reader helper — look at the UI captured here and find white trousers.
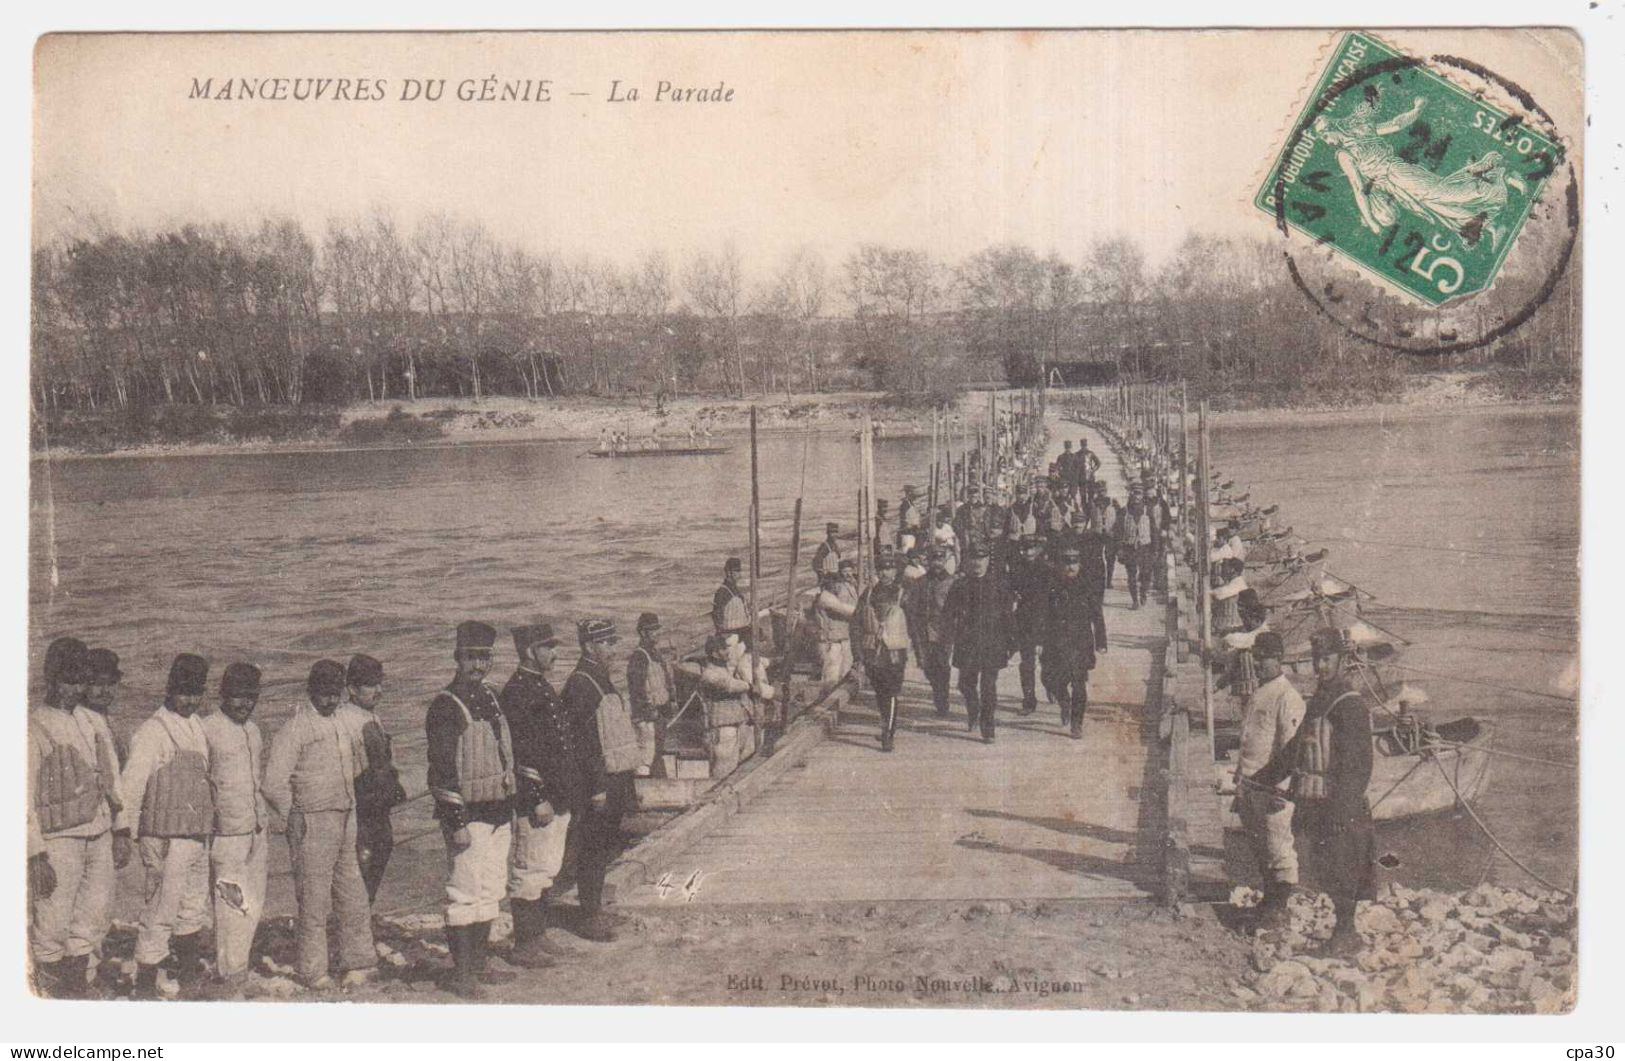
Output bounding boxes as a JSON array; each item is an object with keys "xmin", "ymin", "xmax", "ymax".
[
  {"xmin": 136, "ymin": 836, "xmax": 210, "ymax": 965},
  {"xmin": 444, "ymin": 820, "xmax": 512, "ymax": 927},
  {"xmin": 1239, "ymin": 785, "xmax": 1299, "ymax": 885},
  {"xmin": 210, "ymin": 829, "xmax": 268, "ymax": 978},
  {"xmin": 31, "ymin": 831, "xmax": 115, "ymax": 963},
  {"xmin": 820, "ymin": 640, "xmax": 852, "ymax": 685},
  {"xmin": 508, "ymin": 810, "xmax": 573, "ymax": 902}
]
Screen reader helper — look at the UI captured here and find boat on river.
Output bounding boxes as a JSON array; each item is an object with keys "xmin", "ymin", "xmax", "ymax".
[{"xmin": 587, "ymin": 445, "xmax": 732, "ymax": 458}]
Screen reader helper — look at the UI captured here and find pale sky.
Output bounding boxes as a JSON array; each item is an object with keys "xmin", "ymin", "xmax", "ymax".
[{"xmin": 32, "ymin": 29, "xmax": 1583, "ymax": 276}]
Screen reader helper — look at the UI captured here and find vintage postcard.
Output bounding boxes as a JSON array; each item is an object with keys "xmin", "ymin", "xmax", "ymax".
[{"xmin": 23, "ymin": 27, "xmax": 1584, "ymax": 1020}]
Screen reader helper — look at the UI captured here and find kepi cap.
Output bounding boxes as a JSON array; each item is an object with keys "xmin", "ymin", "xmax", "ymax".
[
  {"xmin": 636, "ymin": 612, "xmax": 662, "ymax": 634},
  {"xmin": 85, "ymin": 648, "xmax": 122, "ymax": 684},
  {"xmin": 166, "ymin": 653, "xmax": 209, "ymax": 696},
  {"xmin": 307, "ymin": 659, "xmax": 346, "ymax": 697},
  {"xmin": 511, "ymin": 624, "xmax": 560, "ymax": 656},
  {"xmin": 578, "ymin": 618, "xmax": 619, "ymax": 646},
  {"xmin": 346, "ymin": 653, "xmax": 384, "ymax": 686},
  {"xmin": 455, "ymin": 620, "xmax": 497, "ymax": 654},
  {"xmin": 44, "ymin": 636, "xmax": 89, "ymax": 684},
  {"xmin": 221, "ymin": 662, "xmax": 262, "ymax": 698},
  {"xmin": 1253, "ymin": 632, "xmax": 1286, "ymax": 660}
]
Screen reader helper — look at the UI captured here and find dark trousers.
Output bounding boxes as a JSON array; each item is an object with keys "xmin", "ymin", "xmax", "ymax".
[
  {"xmin": 957, "ymin": 667, "xmax": 1001, "ymax": 737},
  {"xmin": 1295, "ymin": 802, "xmax": 1376, "ymax": 904},
  {"xmin": 1017, "ymin": 642, "xmax": 1040, "ymax": 710},
  {"xmin": 1103, "ymin": 543, "xmax": 1118, "ymax": 588},
  {"xmin": 355, "ymin": 811, "xmax": 393, "ymax": 904},
  {"xmin": 921, "ymin": 643, "xmax": 953, "ymax": 714},
  {"xmin": 1050, "ymin": 672, "xmax": 1088, "ymax": 726},
  {"xmin": 1121, "ymin": 548, "xmax": 1142, "ymax": 604},
  {"xmin": 1137, "ymin": 544, "xmax": 1156, "ymax": 601},
  {"xmin": 868, "ymin": 655, "xmax": 906, "ymax": 740},
  {"xmin": 566, "ymin": 773, "xmax": 638, "ymax": 914},
  {"xmin": 1090, "ymin": 596, "xmax": 1108, "ymax": 652}
]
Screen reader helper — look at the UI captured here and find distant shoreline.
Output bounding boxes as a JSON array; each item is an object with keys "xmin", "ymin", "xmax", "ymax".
[{"xmin": 32, "ymin": 374, "xmax": 1577, "ymax": 462}]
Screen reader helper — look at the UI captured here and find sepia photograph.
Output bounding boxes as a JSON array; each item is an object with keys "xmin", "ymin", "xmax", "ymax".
[{"xmin": 18, "ymin": 19, "xmax": 1599, "ymax": 1031}]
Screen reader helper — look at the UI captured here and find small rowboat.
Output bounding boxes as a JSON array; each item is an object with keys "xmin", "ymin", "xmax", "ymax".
[
  {"xmin": 587, "ymin": 445, "xmax": 731, "ymax": 458},
  {"xmin": 1368, "ymin": 716, "xmax": 1495, "ymax": 821}
]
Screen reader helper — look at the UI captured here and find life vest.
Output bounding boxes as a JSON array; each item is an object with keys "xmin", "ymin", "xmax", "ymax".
[
  {"xmin": 697, "ymin": 662, "xmax": 753, "ymax": 729},
  {"xmin": 31, "ymin": 712, "xmax": 117, "ymax": 835},
  {"xmin": 718, "ymin": 586, "xmax": 750, "ymax": 632},
  {"xmin": 1291, "ymin": 691, "xmax": 1361, "ymax": 801},
  {"xmin": 571, "ymin": 670, "xmax": 642, "ymax": 776},
  {"xmin": 202, "ymin": 714, "xmax": 265, "ymax": 836},
  {"xmin": 444, "ymin": 689, "xmax": 516, "ymax": 804},
  {"xmin": 633, "ymin": 645, "xmax": 672, "ymax": 710},
  {"xmin": 815, "ymin": 583, "xmax": 856, "ymax": 641},
  {"xmin": 141, "ymin": 746, "xmax": 214, "ymax": 838}
]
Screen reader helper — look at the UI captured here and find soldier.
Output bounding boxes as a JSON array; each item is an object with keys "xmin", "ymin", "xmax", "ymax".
[
  {"xmin": 1041, "ymin": 545, "xmax": 1100, "ymax": 739},
  {"xmin": 812, "ymin": 562, "xmax": 858, "ymax": 688},
  {"xmin": 1072, "ymin": 506, "xmax": 1111, "ymax": 654},
  {"xmin": 264, "ymin": 660, "xmax": 376, "ymax": 990},
  {"xmin": 1120, "ymin": 489, "xmax": 1155, "ymax": 609},
  {"xmin": 200, "ymin": 662, "xmax": 268, "ymax": 996},
  {"xmin": 810, "ymin": 522, "xmax": 843, "ymax": 579},
  {"xmin": 1006, "ymin": 535, "xmax": 1050, "ymax": 716},
  {"xmin": 501, "ymin": 623, "xmax": 574, "ymax": 969},
  {"xmin": 625, "ymin": 612, "xmax": 674, "ymax": 777},
  {"xmin": 953, "ymin": 485, "xmax": 1001, "ymax": 561},
  {"xmin": 852, "ymin": 549, "xmax": 911, "ymax": 752},
  {"xmin": 930, "ymin": 506, "xmax": 960, "ymax": 574},
  {"xmin": 1099, "ymin": 492, "xmax": 1122, "ymax": 589},
  {"xmin": 1231, "ymin": 632, "xmax": 1305, "ymax": 932},
  {"xmin": 682, "ymin": 634, "xmax": 755, "ymax": 780},
  {"xmin": 338, "ymin": 654, "xmax": 406, "ymax": 904},
  {"xmin": 1253, "ymin": 629, "xmax": 1375, "ymax": 957},
  {"xmin": 121, "ymin": 653, "xmax": 214, "ymax": 999},
  {"xmin": 1055, "ymin": 440, "xmax": 1078, "ymax": 504},
  {"xmin": 897, "ymin": 485, "xmax": 924, "ymax": 552},
  {"xmin": 905, "ymin": 547, "xmax": 958, "ymax": 717},
  {"xmin": 561, "ymin": 618, "xmax": 640, "ymax": 942},
  {"xmin": 712, "ymin": 557, "xmax": 752, "ymax": 646},
  {"xmin": 425, "ymin": 621, "xmax": 517, "ymax": 998},
  {"xmin": 82, "ymin": 647, "xmax": 129, "ymax": 766},
  {"xmin": 872, "ymin": 499, "xmax": 895, "ymax": 562},
  {"xmin": 28, "ymin": 637, "xmax": 129, "ymax": 998},
  {"xmin": 1076, "ymin": 439, "xmax": 1101, "ymax": 506},
  {"xmin": 944, "ymin": 544, "xmax": 1015, "ymax": 744}
]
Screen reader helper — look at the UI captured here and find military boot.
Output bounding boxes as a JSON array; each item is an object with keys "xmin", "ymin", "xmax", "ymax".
[
  {"xmin": 443, "ymin": 925, "xmax": 486, "ymax": 1000},
  {"xmin": 506, "ymin": 899, "xmax": 556, "ymax": 969},
  {"xmin": 170, "ymin": 932, "xmax": 206, "ymax": 994},
  {"xmin": 131, "ymin": 963, "xmax": 163, "ymax": 1001},
  {"xmin": 474, "ymin": 921, "xmax": 518, "ymax": 985},
  {"xmin": 55, "ymin": 954, "xmax": 91, "ymax": 999},
  {"xmin": 1069, "ymin": 708, "xmax": 1084, "ymax": 740},
  {"xmin": 1254, "ymin": 882, "xmax": 1294, "ymax": 933}
]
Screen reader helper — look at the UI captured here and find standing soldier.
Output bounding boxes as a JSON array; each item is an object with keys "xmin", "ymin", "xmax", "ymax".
[
  {"xmin": 872, "ymin": 500, "xmax": 895, "ymax": 562},
  {"xmin": 625, "ymin": 612, "xmax": 674, "ymax": 777},
  {"xmin": 812, "ymin": 560, "xmax": 859, "ymax": 688},
  {"xmin": 852, "ymin": 549, "xmax": 911, "ymax": 752},
  {"xmin": 1231, "ymin": 633, "xmax": 1305, "ymax": 931},
  {"xmin": 944, "ymin": 545, "xmax": 1015, "ymax": 744},
  {"xmin": 1006, "ymin": 535, "xmax": 1050, "ymax": 716},
  {"xmin": 561, "ymin": 619, "xmax": 640, "ymax": 942},
  {"xmin": 82, "ymin": 647, "xmax": 129, "ymax": 766},
  {"xmin": 681, "ymin": 635, "xmax": 756, "ymax": 780},
  {"xmin": 338, "ymin": 654, "xmax": 406, "ymax": 904},
  {"xmin": 905, "ymin": 547, "xmax": 958, "ymax": 717},
  {"xmin": 121, "ymin": 653, "xmax": 214, "ymax": 1000},
  {"xmin": 28, "ymin": 637, "xmax": 129, "ymax": 998},
  {"xmin": 200, "ymin": 662, "xmax": 267, "ymax": 997},
  {"xmin": 500, "ymin": 623, "xmax": 574, "ymax": 969},
  {"xmin": 1253, "ymin": 630, "xmax": 1375, "ymax": 957},
  {"xmin": 425, "ymin": 621, "xmax": 517, "ymax": 998},
  {"xmin": 712, "ymin": 557, "xmax": 752, "ymax": 646},
  {"xmin": 1077, "ymin": 439, "xmax": 1101, "ymax": 506},
  {"xmin": 1041, "ymin": 545, "xmax": 1100, "ymax": 739},
  {"xmin": 264, "ymin": 660, "xmax": 376, "ymax": 990},
  {"xmin": 1100, "ymin": 492, "xmax": 1122, "ymax": 589},
  {"xmin": 810, "ymin": 522, "xmax": 843, "ymax": 579},
  {"xmin": 1055, "ymin": 441, "xmax": 1078, "ymax": 505},
  {"xmin": 897, "ymin": 486, "xmax": 923, "ymax": 552},
  {"xmin": 1120, "ymin": 489, "xmax": 1155, "ymax": 609},
  {"xmin": 954, "ymin": 485, "xmax": 1001, "ymax": 561}
]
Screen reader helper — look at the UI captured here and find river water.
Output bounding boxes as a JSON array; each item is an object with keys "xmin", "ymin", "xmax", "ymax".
[{"xmin": 27, "ymin": 405, "xmax": 1579, "ymax": 893}]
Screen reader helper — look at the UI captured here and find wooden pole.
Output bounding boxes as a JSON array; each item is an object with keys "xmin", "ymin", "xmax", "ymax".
[
  {"xmin": 1197, "ymin": 399, "xmax": 1216, "ymax": 765},
  {"xmin": 748, "ymin": 406, "xmax": 763, "ymax": 703}
]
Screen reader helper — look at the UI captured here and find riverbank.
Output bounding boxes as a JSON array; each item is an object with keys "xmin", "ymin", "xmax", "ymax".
[{"xmin": 33, "ymin": 368, "xmax": 1576, "ymax": 460}]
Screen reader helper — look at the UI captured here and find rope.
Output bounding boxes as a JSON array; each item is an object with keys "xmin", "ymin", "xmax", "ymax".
[
  {"xmin": 1429, "ymin": 739, "xmax": 1576, "ymax": 771},
  {"xmin": 1430, "ymin": 753, "xmax": 1573, "ymax": 898},
  {"xmin": 1384, "ymin": 662, "xmax": 1577, "ymax": 705},
  {"xmin": 1299, "ymin": 531, "xmax": 1547, "ymax": 565}
]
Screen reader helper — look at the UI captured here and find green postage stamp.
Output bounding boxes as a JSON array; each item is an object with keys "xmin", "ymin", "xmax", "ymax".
[{"xmin": 1256, "ymin": 31, "xmax": 1562, "ymax": 307}]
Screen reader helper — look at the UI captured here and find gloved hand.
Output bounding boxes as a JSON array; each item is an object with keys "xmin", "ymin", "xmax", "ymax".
[
  {"xmin": 112, "ymin": 830, "xmax": 133, "ymax": 869},
  {"xmin": 28, "ymin": 853, "xmax": 56, "ymax": 900},
  {"xmin": 449, "ymin": 827, "xmax": 472, "ymax": 853}
]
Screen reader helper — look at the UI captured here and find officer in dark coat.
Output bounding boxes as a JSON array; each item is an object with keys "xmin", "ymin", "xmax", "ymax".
[
  {"xmin": 499, "ymin": 623, "xmax": 575, "ymax": 968},
  {"xmin": 560, "ymin": 618, "xmax": 638, "ymax": 942},
  {"xmin": 851, "ymin": 549, "xmax": 910, "ymax": 752},
  {"xmin": 1041, "ymin": 543, "xmax": 1100, "ymax": 739},
  {"xmin": 1005, "ymin": 535, "xmax": 1051, "ymax": 716},
  {"xmin": 1070, "ymin": 517, "xmax": 1111, "ymax": 654},
  {"xmin": 904, "ymin": 547, "xmax": 957, "ymax": 716},
  {"xmin": 943, "ymin": 544, "xmax": 1015, "ymax": 743},
  {"xmin": 1253, "ymin": 628, "xmax": 1375, "ymax": 957}
]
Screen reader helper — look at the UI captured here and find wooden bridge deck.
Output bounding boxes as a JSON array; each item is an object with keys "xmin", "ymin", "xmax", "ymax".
[{"xmin": 619, "ymin": 421, "xmax": 1172, "ymax": 907}]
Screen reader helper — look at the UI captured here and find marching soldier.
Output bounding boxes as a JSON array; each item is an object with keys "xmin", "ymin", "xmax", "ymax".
[
  {"xmin": 200, "ymin": 662, "xmax": 268, "ymax": 996},
  {"xmin": 425, "ymin": 621, "xmax": 517, "ymax": 998},
  {"xmin": 852, "ymin": 549, "xmax": 910, "ymax": 752},
  {"xmin": 501, "ymin": 623, "xmax": 574, "ymax": 969},
  {"xmin": 625, "ymin": 612, "xmax": 675, "ymax": 777},
  {"xmin": 264, "ymin": 660, "xmax": 376, "ymax": 990},
  {"xmin": 712, "ymin": 557, "xmax": 752, "ymax": 646},
  {"xmin": 561, "ymin": 619, "xmax": 640, "ymax": 942},
  {"xmin": 1041, "ymin": 545, "xmax": 1100, "ymax": 739},
  {"xmin": 1006, "ymin": 535, "xmax": 1050, "ymax": 716},
  {"xmin": 121, "ymin": 653, "xmax": 214, "ymax": 999},
  {"xmin": 904, "ymin": 547, "xmax": 958, "ymax": 717},
  {"xmin": 944, "ymin": 544, "xmax": 1015, "ymax": 743},
  {"xmin": 29, "ymin": 637, "xmax": 129, "ymax": 998},
  {"xmin": 338, "ymin": 654, "xmax": 406, "ymax": 904},
  {"xmin": 1253, "ymin": 629, "xmax": 1375, "ymax": 957}
]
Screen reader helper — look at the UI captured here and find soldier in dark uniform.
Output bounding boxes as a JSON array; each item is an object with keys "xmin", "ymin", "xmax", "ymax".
[
  {"xmin": 424, "ymin": 621, "xmax": 517, "ymax": 999},
  {"xmin": 1006, "ymin": 535, "xmax": 1050, "ymax": 716},
  {"xmin": 500, "ymin": 623, "xmax": 574, "ymax": 969},
  {"xmin": 1253, "ymin": 628, "xmax": 1375, "ymax": 957},
  {"xmin": 340, "ymin": 654, "xmax": 406, "ymax": 904},
  {"xmin": 560, "ymin": 618, "xmax": 639, "ymax": 942},
  {"xmin": 1041, "ymin": 544, "xmax": 1100, "ymax": 739},
  {"xmin": 1071, "ymin": 510, "xmax": 1111, "ymax": 654},
  {"xmin": 852, "ymin": 549, "xmax": 910, "ymax": 752},
  {"xmin": 943, "ymin": 544, "xmax": 1015, "ymax": 744},
  {"xmin": 904, "ymin": 547, "xmax": 957, "ymax": 716},
  {"xmin": 712, "ymin": 558, "xmax": 751, "ymax": 646}
]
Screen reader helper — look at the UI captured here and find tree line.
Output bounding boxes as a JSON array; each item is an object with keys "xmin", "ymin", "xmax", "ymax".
[{"xmin": 30, "ymin": 211, "xmax": 1579, "ymax": 414}]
